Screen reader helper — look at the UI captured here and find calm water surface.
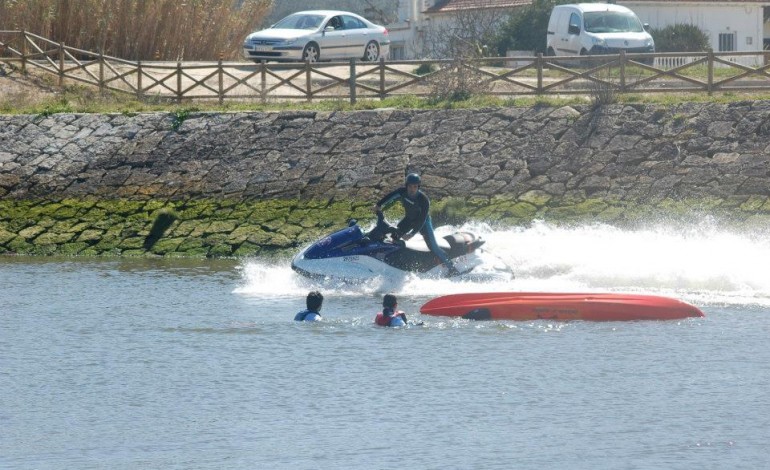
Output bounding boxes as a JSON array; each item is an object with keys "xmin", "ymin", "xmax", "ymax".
[{"xmin": 2, "ymin": 222, "xmax": 770, "ymax": 469}]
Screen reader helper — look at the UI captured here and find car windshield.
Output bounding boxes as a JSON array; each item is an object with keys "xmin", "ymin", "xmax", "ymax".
[
  {"xmin": 584, "ymin": 11, "xmax": 644, "ymax": 33},
  {"xmin": 272, "ymin": 14, "xmax": 325, "ymax": 30}
]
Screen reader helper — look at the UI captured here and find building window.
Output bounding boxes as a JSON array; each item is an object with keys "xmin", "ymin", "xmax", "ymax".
[
  {"xmin": 391, "ymin": 45, "xmax": 406, "ymax": 60},
  {"xmin": 719, "ymin": 32, "xmax": 737, "ymax": 52}
]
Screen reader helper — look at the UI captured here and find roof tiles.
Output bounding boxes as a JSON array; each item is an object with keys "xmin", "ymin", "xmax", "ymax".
[{"xmin": 425, "ymin": 0, "xmax": 532, "ymax": 13}]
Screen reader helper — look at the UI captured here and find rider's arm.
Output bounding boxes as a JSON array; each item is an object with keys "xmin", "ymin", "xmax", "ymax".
[{"xmin": 375, "ymin": 188, "xmax": 403, "ymax": 212}]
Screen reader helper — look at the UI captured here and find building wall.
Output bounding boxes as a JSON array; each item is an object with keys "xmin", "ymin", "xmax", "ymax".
[{"xmin": 622, "ymin": 2, "xmax": 766, "ymax": 52}]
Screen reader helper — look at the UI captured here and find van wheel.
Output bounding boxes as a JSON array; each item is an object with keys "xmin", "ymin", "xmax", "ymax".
[{"xmin": 546, "ymin": 47, "xmax": 555, "ymax": 57}]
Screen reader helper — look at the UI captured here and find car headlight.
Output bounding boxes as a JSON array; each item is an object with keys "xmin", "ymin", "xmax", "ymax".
[
  {"xmin": 279, "ymin": 38, "xmax": 298, "ymax": 46},
  {"xmin": 592, "ymin": 37, "xmax": 607, "ymax": 47}
]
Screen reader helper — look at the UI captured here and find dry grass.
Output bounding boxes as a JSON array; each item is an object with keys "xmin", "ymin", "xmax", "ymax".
[{"xmin": 0, "ymin": 0, "xmax": 272, "ymax": 60}]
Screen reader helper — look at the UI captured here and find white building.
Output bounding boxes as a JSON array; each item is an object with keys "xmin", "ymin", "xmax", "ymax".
[
  {"xmin": 387, "ymin": 0, "xmax": 530, "ymax": 59},
  {"xmin": 387, "ymin": 0, "xmax": 770, "ymax": 59},
  {"xmin": 619, "ymin": 0, "xmax": 770, "ymax": 53}
]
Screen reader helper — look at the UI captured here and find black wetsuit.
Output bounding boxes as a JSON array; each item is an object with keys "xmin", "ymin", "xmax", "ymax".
[{"xmin": 377, "ymin": 187, "xmax": 452, "ymax": 267}]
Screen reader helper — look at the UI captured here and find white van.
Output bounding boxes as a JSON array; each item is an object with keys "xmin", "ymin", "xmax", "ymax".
[{"xmin": 546, "ymin": 3, "xmax": 654, "ymax": 58}]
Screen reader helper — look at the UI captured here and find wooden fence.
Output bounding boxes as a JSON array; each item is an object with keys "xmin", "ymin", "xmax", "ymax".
[{"xmin": 3, "ymin": 30, "xmax": 770, "ymax": 103}]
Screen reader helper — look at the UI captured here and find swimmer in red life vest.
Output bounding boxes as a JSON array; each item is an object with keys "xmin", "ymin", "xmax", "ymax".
[{"xmin": 375, "ymin": 293, "xmax": 408, "ymax": 327}]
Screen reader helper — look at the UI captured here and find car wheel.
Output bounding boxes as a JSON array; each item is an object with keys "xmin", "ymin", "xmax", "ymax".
[
  {"xmin": 363, "ymin": 41, "xmax": 380, "ymax": 62},
  {"xmin": 302, "ymin": 43, "xmax": 320, "ymax": 63}
]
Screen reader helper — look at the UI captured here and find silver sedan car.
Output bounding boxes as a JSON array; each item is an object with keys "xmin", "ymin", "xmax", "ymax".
[{"xmin": 243, "ymin": 10, "xmax": 390, "ymax": 63}]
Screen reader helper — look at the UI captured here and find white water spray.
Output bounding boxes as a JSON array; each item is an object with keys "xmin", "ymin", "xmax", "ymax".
[{"xmin": 234, "ymin": 221, "xmax": 770, "ymax": 307}]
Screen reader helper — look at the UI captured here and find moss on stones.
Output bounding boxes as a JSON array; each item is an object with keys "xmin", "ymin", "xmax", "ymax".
[
  {"xmin": 740, "ymin": 196, "xmax": 768, "ymax": 212},
  {"xmin": 77, "ymin": 229, "xmax": 104, "ymax": 243},
  {"xmin": 18, "ymin": 225, "xmax": 47, "ymax": 240},
  {"xmin": 518, "ymin": 190, "xmax": 553, "ymax": 207},
  {"xmin": 118, "ymin": 236, "xmax": 146, "ymax": 250},
  {"xmin": 233, "ymin": 242, "xmax": 262, "ymax": 257},
  {"xmin": 205, "ymin": 220, "xmax": 238, "ymax": 234},
  {"xmin": 207, "ymin": 243, "xmax": 234, "ymax": 257},
  {"xmin": 0, "ymin": 227, "xmax": 16, "ymax": 245},
  {"xmin": 1, "ymin": 195, "xmax": 768, "ymax": 259},
  {"xmin": 544, "ymin": 199, "xmax": 610, "ymax": 221},
  {"xmin": 60, "ymin": 242, "xmax": 90, "ymax": 255},
  {"xmin": 31, "ymin": 244, "xmax": 58, "ymax": 256},
  {"xmin": 34, "ymin": 231, "xmax": 76, "ymax": 245},
  {"xmin": 150, "ymin": 237, "xmax": 184, "ymax": 255},
  {"xmin": 7, "ymin": 236, "xmax": 34, "ymax": 253}
]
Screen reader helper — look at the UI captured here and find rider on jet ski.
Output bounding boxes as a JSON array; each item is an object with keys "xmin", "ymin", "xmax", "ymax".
[{"xmin": 372, "ymin": 173, "xmax": 459, "ymax": 277}]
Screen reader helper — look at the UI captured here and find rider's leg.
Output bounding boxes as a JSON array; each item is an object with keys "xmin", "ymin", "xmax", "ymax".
[{"xmin": 420, "ymin": 216, "xmax": 457, "ymax": 273}]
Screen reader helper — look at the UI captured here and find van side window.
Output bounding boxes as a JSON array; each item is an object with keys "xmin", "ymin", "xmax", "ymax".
[{"xmin": 568, "ymin": 13, "xmax": 581, "ymax": 34}]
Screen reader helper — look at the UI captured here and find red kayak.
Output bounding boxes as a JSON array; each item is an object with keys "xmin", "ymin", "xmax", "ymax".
[{"xmin": 420, "ymin": 292, "xmax": 704, "ymax": 321}]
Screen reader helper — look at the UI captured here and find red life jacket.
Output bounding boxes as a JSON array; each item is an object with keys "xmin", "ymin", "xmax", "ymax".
[{"xmin": 375, "ymin": 310, "xmax": 406, "ymax": 327}]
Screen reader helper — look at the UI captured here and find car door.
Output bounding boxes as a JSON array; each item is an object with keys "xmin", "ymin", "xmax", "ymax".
[
  {"xmin": 320, "ymin": 15, "xmax": 348, "ymax": 59},
  {"xmin": 564, "ymin": 12, "xmax": 583, "ymax": 55},
  {"xmin": 341, "ymin": 15, "xmax": 368, "ymax": 58}
]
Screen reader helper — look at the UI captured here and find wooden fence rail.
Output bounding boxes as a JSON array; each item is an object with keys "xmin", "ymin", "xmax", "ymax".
[{"xmin": 3, "ymin": 30, "xmax": 770, "ymax": 103}]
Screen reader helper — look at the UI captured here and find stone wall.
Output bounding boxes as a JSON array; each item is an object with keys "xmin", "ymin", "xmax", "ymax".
[{"xmin": 1, "ymin": 102, "xmax": 769, "ymax": 257}]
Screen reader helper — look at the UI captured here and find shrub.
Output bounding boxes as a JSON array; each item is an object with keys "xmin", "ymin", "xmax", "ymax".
[
  {"xmin": 494, "ymin": 0, "xmax": 574, "ymax": 55},
  {"xmin": 414, "ymin": 63, "xmax": 436, "ymax": 76},
  {"xmin": 650, "ymin": 24, "xmax": 710, "ymax": 53}
]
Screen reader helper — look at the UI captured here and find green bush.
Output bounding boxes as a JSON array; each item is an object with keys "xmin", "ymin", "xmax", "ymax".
[
  {"xmin": 414, "ymin": 63, "xmax": 437, "ymax": 76},
  {"xmin": 650, "ymin": 24, "xmax": 710, "ymax": 52},
  {"xmin": 494, "ymin": 0, "xmax": 575, "ymax": 55}
]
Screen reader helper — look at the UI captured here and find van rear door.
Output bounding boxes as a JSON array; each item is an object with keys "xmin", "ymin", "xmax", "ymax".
[{"xmin": 547, "ymin": 7, "xmax": 564, "ymax": 54}]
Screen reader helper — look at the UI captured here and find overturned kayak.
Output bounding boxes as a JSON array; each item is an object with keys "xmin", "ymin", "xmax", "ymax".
[{"xmin": 420, "ymin": 292, "xmax": 705, "ymax": 322}]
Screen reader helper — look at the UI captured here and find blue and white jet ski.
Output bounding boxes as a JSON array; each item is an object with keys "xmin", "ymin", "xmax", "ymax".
[{"xmin": 291, "ymin": 214, "xmax": 513, "ymax": 282}]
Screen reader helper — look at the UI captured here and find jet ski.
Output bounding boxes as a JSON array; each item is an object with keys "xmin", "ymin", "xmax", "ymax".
[{"xmin": 291, "ymin": 213, "xmax": 513, "ymax": 282}]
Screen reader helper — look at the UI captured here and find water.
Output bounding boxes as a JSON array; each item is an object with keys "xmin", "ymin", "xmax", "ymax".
[{"xmin": 2, "ymin": 221, "xmax": 770, "ymax": 470}]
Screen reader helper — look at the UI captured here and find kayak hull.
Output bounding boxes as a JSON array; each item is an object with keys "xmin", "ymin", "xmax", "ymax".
[{"xmin": 420, "ymin": 292, "xmax": 704, "ymax": 322}]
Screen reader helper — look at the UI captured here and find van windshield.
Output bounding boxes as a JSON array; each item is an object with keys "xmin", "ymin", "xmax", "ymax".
[{"xmin": 584, "ymin": 11, "xmax": 644, "ymax": 33}]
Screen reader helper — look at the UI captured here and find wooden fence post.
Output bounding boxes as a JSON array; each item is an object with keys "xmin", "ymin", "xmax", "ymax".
[
  {"xmin": 99, "ymin": 50, "xmax": 105, "ymax": 93},
  {"xmin": 20, "ymin": 30, "xmax": 27, "ymax": 73},
  {"xmin": 260, "ymin": 61, "xmax": 266, "ymax": 104},
  {"xmin": 177, "ymin": 61, "xmax": 183, "ymax": 103},
  {"xmin": 379, "ymin": 56, "xmax": 385, "ymax": 100},
  {"xmin": 619, "ymin": 50, "xmax": 626, "ymax": 93},
  {"xmin": 218, "ymin": 56, "xmax": 224, "ymax": 105},
  {"xmin": 707, "ymin": 49, "xmax": 714, "ymax": 95},
  {"xmin": 58, "ymin": 42, "xmax": 64, "ymax": 87},
  {"xmin": 137, "ymin": 60, "xmax": 143, "ymax": 100},
  {"xmin": 536, "ymin": 53, "xmax": 543, "ymax": 95},
  {"xmin": 305, "ymin": 60, "xmax": 312, "ymax": 102},
  {"xmin": 349, "ymin": 58, "xmax": 356, "ymax": 105}
]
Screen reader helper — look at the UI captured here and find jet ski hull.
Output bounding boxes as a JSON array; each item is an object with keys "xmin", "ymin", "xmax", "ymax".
[
  {"xmin": 420, "ymin": 292, "xmax": 704, "ymax": 321},
  {"xmin": 291, "ymin": 221, "xmax": 511, "ymax": 281}
]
